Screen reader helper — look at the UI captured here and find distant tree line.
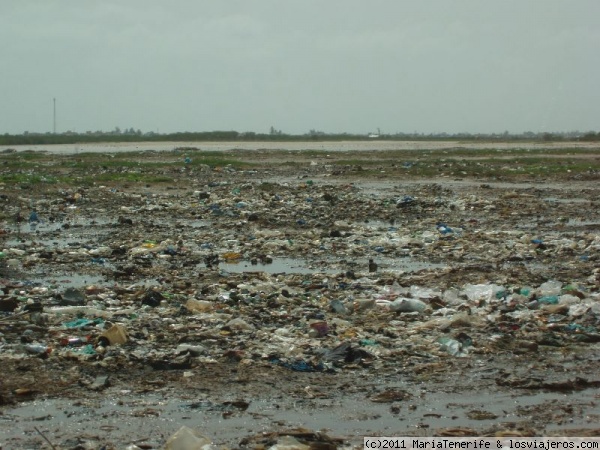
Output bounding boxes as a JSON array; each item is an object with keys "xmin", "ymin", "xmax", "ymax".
[{"xmin": 0, "ymin": 128, "xmax": 599, "ymax": 146}]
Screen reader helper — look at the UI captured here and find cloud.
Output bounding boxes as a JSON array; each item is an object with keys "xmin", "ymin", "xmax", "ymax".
[{"xmin": 1, "ymin": 1, "xmax": 599, "ymax": 134}]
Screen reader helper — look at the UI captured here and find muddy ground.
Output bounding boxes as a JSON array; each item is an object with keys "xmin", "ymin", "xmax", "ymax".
[{"xmin": 1, "ymin": 144, "xmax": 600, "ymax": 449}]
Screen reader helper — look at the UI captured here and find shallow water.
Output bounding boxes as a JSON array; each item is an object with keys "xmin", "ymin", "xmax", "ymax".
[
  {"xmin": 2, "ymin": 384, "xmax": 598, "ymax": 448},
  {"xmin": 5, "ymin": 140, "xmax": 599, "ymax": 155},
  {"xmin": 29, "ymin": 273, "xmax": 106, "ymax": 288},
  {"xmin": 220, "ymin": 257, "xmax": 335, "ymax": 275},
  {"xmin": 219, "ymin": 257, "xmax": 445, "ymax": 275}
]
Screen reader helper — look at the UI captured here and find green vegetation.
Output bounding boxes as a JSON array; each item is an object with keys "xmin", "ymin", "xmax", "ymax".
[
  {"xmin": 0, "ymin": 147, "xmax": 598, "ymax": 186},
  {"xmin": 317, "ymin": 148, "xmax": 600, "ymax": 180},
  {"xmin": 0, "ymin": 149, "xmax": 257, "ymax": 186},
  {"xmin": 88, "ymin": 173, "xmax": 174, "ymax": 184},
  {"xmin": 187, "ymin": 157, "xmax": 251, "ymax": 169},
  {"xmin": 0, "ymin": 173, "xmax": 55, "ymax": 184}
]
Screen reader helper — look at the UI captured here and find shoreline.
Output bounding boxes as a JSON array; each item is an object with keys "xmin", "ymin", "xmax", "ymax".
[{"xmin": 4, "ymin": 140, "xmax": 600, "ymax": 154}]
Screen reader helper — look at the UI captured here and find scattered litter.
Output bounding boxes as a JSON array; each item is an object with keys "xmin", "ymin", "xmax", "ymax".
[{"xmin": 0, "ymin": 156, "xmax": 598, "ymax": 444}]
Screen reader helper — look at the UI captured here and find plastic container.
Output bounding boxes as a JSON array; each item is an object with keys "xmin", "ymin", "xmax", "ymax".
[
  {"xmin": 389, "ymin": 298, "xmax": 427, "ymax": 313},
  {"xmin": 538, "ymin": 295, "xmax": 559, "ymax": 305},
  {"xmin": 438, "ymin": 337, "xmax": 468, "ymax": 357},
  {"xmin": 538, "ymin": 280, "xmax": 563, "ymax": 297}
]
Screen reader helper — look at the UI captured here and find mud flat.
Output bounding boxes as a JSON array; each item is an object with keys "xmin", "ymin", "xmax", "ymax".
[{"xmin": 0, "ymin": 145, "xmax": 599, "ymax": 448}]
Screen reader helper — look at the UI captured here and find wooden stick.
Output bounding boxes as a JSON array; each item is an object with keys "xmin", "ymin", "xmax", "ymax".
[{"xmin": 34, "ymin": 426, "xmax": 58, "ymax": 450}]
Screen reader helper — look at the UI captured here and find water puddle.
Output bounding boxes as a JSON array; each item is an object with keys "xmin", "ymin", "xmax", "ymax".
[
  {"xmin": 180, "ymin": 219, "xmax": 212, "ymax": 228},
  {"xmin": 7, "ymin": 217, "xmax": 115, "ymax": 233},
  {"xmin": 543, "ymin": 197, "xmax": 590, "ymax": 204},
  {"xmin": 26, "ymin": 274, "xmax": 106, "ymax": 288},
  {"xmin": 566, "ymin": 219, "xmax": 600, "ymax": 229},
  {"xmin": 1, "ymin": 386, "xmax": 598, "ymax": 448},
  {"xmin": 380, "ymin": 258, "xmax": 447, "ymax": 273},
  {"xmin": 150, "ymin": 218, "xmax": 212, "ymax": 229},
  {"xmin": 5, "ymin": 236, "xmax": 99, "ymax": 247},
  {"xmin": 326, "ymin": 257, "xmax": 447, "ymax": 274},
  {"xmin": 219, "ymin": 257, "xmax": 445, "ymax": 275},
  {"xmin": 220, "ymin": 258, "xmax": 336, "ymax": 274},
  {"xmin": 5, "ymin": 219, "xmax": 114, "ymax": 247},
  {"xmin": 359, "ymin": 220, "xmax": 401, "ymax": 230}
]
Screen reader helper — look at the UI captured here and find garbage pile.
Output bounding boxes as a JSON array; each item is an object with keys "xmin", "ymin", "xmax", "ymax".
[
  {"xmin": 0, "ymin": 172, "xmax": 599, "ymax": 445},
  {"xmin": 1, "ymin": 272, "xmax": 599, "ymax": 370},
  {"xmin": 1, "ymin": 177, "xmax": 598, "ymax": 371}
]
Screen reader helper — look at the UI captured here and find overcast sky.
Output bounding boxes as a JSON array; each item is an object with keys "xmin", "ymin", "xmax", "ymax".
[{"xmin": 1, "ymin": 1, "xmax": 598, "ymax": 135}]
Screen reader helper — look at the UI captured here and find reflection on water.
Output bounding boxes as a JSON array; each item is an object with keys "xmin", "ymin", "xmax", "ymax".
[
  {"xmin": 5, "ymin": 140, "xmax": 598, "ymax": 154},
  {"xmin": 220, "ymin": 257, "xmax": 445, "ymax": 275},
  {"xmin": 221, "ymin": 257, "xmax": 333, "ymax": 274},
  {"xmin": 1, "ymin": 387, "xmax": 598, "ymax": 448}
]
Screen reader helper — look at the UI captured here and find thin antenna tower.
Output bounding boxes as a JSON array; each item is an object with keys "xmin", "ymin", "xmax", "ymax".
[{"xmin": 53, "ymin": 98, "xmax": 56, "ymax": 134}]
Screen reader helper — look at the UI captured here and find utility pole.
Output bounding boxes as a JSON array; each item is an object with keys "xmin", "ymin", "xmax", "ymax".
[{"xmin": 53, "ymin": 98, "xmax": 56, "ymax": 134}]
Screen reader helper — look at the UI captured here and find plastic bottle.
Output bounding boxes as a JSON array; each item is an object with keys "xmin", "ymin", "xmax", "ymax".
[
  {"xmin": 24, "ymin": 343, "xmax": 50, "ymax": 356},
  {"xmin": 330, "ymin": 299, "xmax": 349, "ymax": 315},
  {"xmin": 60, "ymin": 337, "xmax": 88, "ymax": 347}
]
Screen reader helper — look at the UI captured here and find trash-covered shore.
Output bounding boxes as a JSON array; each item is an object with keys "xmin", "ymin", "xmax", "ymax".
[{"xmin": 1, "ymin": 147, "xmax": 599, "ymax": 449}]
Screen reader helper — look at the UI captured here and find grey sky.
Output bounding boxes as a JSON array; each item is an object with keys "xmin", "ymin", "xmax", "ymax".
[{"xmin": 1, "ymin": 1, "xmax": 598, "ymax": 135}]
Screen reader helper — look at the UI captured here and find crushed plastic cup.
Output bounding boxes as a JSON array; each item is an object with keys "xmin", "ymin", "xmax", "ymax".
[
  {"xmin": 354, "ymin": 298, "xmax": 376, "ymax": 311},
  {"xmin": 98, "ymin": 324, "xmax": 128, "ymax": 346},
  {"xmin": 186, "ymin": 298, "xmax": 214, "ymax": 313},
  {"xmin": 463, "ymin": 284, "xmax": 504, "ymax": 302},
  {"xmin": 165, "ymin": 426, "xmax": 213, "ymax": 450},
  {"xmin": 268, "ymin": 435, "xmax": 311, "ymax": 450}
]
